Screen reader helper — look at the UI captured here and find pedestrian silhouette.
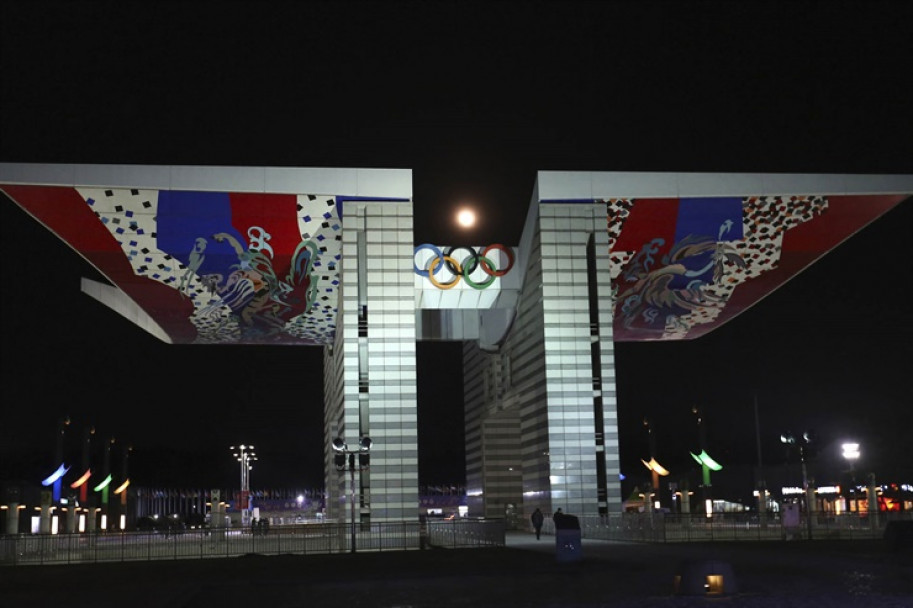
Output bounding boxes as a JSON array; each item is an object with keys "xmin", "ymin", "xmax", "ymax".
[
  {"xmin": 531, "ymin": 508, "xmax": 544, "ymax": 540},
  {"xmin": 553, "ymin": 507, "xmax": 563, "ymax": 527}
]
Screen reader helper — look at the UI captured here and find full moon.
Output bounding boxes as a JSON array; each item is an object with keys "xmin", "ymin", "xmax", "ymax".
[{"xmin": 456, "ymin": 208, "xmax": 476, "ymax": 228}]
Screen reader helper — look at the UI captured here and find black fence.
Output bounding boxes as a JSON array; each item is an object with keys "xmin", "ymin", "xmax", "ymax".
[
  {"xmin": 538, "ymin": 511, "xmax": 913, "ymax": 543},
  {"xmin": 0, "ymin": 518, "xmax": 506, "ymax": 566}
]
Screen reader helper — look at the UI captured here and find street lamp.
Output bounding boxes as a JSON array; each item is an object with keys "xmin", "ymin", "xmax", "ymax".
[
  {"xmin": 780, "ymin": 430, "xmax": 815, "ymax": 539},
  {"xmin": 42, "ymin": 416, "xmax": 71, "ymax": 505},
  {"xmin": 841, "ymin": 442, "xmax": 860, "ymax": 513},
  {"xmin": 230, "ymin": 445, "xmax": 257, "ymax": 525},
  {"xmin": 841, "ymin": 442, "xmax": 860, "ymax": 465},
  {"xmin": 690, "ymin": 406, "xmax": 722, "ymax": 516},
  {"xmin": 641, "ymin": 418, "xmax": 670, "ymax": 512},
  {"xmin": 332, "ymin": 436, "xmax": 372, "ymax": 553}
]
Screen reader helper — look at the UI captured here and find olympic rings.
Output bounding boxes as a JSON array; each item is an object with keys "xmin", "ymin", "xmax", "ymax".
[
  {"xmin": 481, "ymin": 244, "xmax": 514, "ymax": 277},
  {"xmin": 413, "ymin": 243, "xmax": 443, "ymax": 277},
  {"xmin": 426, "ymin": 255, "xmax": 462, "ymax": 289},
  {"xmin": 414, "ymin": 243, "xmax": 514, "ymax": 289},
  {"xmin": 444, "ymin": 246, "xmax": 480, "ymax": 275},
  {"xmin": 462, "ymin": 255, "xmax": 497, "ymax": 289}
]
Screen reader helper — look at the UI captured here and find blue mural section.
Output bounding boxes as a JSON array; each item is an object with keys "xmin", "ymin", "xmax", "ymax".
[{"xmin": 156, "ymin": 191, "xmax": 248, "ymax": 285}]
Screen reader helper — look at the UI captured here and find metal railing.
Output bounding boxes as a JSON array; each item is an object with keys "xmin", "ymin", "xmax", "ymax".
[
  {"xmin": 0, "ymin": 518, "xmax": 506, "ymax": 566},
  {"xmin": 558, "ymin": 511, "xmax": 913, "ymax": 543},
  {"xmin": 426, "ymin": 517, "xmax": 506, "ymax": 548}
]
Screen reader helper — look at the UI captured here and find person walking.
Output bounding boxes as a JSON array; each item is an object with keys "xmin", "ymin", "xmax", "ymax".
[{"xmin": 531, "ymin": 508, "xmax": 544, "ymax": 540}]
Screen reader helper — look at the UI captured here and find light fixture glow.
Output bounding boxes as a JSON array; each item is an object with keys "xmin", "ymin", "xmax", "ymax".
[
  {"xmin": 842, "ymin": 442, "xmax": 860, "ymax": 460},
  {"xmin": 93, "ymin": 474, "xmax": 112, "ymax": 492},
  {"xmin": 114, "ymin": 479, "xmax": 130, "ymax": 494},
  {"xmin": 70, "ymin": 469, "xmax": 92, "ymax": 488},
  {"xmin": 690, "ymin": 450, "xmax": 723, "ymax": 471},
  {"xmin": 41, "ymin": 464, "xmax": 70, "ymax": 486},
  {"xmin": 641, "ymin": 457, "xmax": 670, "ymax": 476}
]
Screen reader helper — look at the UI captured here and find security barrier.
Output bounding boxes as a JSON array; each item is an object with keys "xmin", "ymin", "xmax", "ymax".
[
  {"xmin": 572, "ymin": 511, "xmax": 913, "ymax": 543},
  {"xmin": 425, "ymin": 517, "xmax": 506, "ymax": 548},
  {"xmin": 0, "ymin": 518, "xmax": 506, "ymax": 566}
]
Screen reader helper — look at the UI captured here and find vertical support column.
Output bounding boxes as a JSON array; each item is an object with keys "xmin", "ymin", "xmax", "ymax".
[
  {"xmin": 867, "ymin": 473, "xmax": 878, "ymax": 530},
  {"xmin": 481, "ymin": 410, "xmax": 523, "ymax": 520},
  {"xmin": 39, "ymin": 491, "xmax": 51, "ymax": 534},
  {"xmin": 462, "ymin": 341, "xmax": 487, "ymax": 516},
  {"xmin": 463, "ymin": 201, "xmax": 621, "ymax": 521},
  {"xmin": 6, "ymin": 503, "xmax": 20, "ymax": 534},
  {"xmin": 538, "ymin": 204, "xmax": 600, "ymax": 517},
  {"xmin": 330, "ymin": 200, "xmax": 419, "ymax": 523},
  {"xmin": 588, "ymin": 209, "xmax": 621, "ymax": 515},
  {"xmin": 465, "ymin": 341, "xmax": 530, "ymax": 520},
  {"xmin": 65, "ymin": 507, "xmax": 77, "ymax": 534}
]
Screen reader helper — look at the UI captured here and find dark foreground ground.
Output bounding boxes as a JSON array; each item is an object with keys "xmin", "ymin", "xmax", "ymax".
[{"xmin": 2, "ymin": 532, "xmax": 912, "ymax": 607}]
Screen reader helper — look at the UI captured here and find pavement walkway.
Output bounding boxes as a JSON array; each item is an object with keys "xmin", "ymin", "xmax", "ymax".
[{"xmin": 1, "ymin": 531, "xmax": 911, "ymax": 607}]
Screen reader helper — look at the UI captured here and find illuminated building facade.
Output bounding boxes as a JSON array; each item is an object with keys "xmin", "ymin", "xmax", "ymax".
[{"xmin": 2, "ymin": 164, "xmax": 910, "ymax": 524}]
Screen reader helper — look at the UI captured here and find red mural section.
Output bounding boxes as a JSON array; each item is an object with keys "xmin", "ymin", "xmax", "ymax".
[{"xmin": 2, "ymin": 184, "xmax": 198, "ymax": 341}]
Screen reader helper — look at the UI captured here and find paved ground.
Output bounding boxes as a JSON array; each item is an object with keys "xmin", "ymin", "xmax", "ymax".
[{"xmin": 2, "ymin": 532, "xmax": 911, "ymax": 607}]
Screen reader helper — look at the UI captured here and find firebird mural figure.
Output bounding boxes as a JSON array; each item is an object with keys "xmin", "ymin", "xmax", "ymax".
[
  {"xmin": 193, "ymin": 229, "xmax": 321, "ymax": 340},
  {"xmin": 608, "ymin": 195, "xmax": 829, "ymax": 340},
  {"xmin": 60, "ymin": 187, "xmax": 344, "ymax": 345},
  {"xmin": 178, "ymin": 237, "xmax": 208, "ymax": 295},
  {"xmin": 617, "ymin": 227, "xmax": 746, "ymax": 335}
]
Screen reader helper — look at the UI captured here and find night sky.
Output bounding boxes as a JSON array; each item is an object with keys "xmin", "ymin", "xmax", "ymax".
[{"xmin": 1, "ymin": 2, "xmax": 910, "ymax": 495}]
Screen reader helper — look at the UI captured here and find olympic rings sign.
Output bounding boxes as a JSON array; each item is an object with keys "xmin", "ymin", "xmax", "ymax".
[{"xmin": 413, "ymin": 244, "xmax": 515, "ymax": 290}]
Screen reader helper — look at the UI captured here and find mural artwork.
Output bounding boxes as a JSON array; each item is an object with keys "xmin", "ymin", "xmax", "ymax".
[
  {"xmin": 3, "ymin": 185, "xmax": 343, "ymax": 345},
  {"xmin": 606, "ymin": 194, "xmax": 906, "ymax": 341},
  {"xmin": 2, "ymin": 181, "xmax": 906, "ymax": 346}
]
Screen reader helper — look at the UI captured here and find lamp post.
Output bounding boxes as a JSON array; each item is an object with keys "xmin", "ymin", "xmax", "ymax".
[
  {"xmin": 113, "ymin": 444, "xmax": 132, "ymax": 530},
  {"xmin": 690, "ymin": 407, "xmax": 722, "ymax": 516},
  {"xmin": 331, "ymin": 436, "xmax": 372, "ymax": 553},
  {"xmin": 781, "ymin": 430, "xmax": 815, "ymax": 539},
  {"xmin": 51, "ymin": 416, "xmax": 71, "ymax": 503},
  {"xmin": 841, "ymin": 442, "xmax": 860, "ymax": 513},
  {"xmin": 40, "ymin": 417, "xmax": 71, "ymax": 534},
  {"xmin": 92, "ymin": 437, "xmax": 115, "ymax": 531},
  {"xmin": 230, "ymin": 445, "xmax": 257, "ymax": 526},
  {"xmin": 692, "ymin": 407, "xmax": 708, "ymax": 509},
  {"xmin": 641, "ymin": 418, "xmax": 670, "ymax": 513}
]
